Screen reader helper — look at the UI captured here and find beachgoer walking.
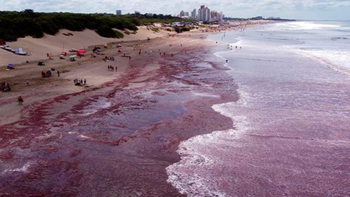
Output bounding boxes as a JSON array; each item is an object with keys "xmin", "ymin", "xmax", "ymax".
[
  {"xmin": 115, "ymin": 66, "xmax": 117, "ymax": 71},
  {"xmin": 6, "ymin": 83, "xmax": 10, "ymax": 91},
  {"xmin": 57, "ymin": 70, "xmax": 60, "ymax": 77},
  {"xmin": 26, "ymin": 79, "xmax": 29, "ymax": 85},
  {"xmin": 84, "ymin": 79, "xmax": 86, "ymax": 84},
  {"xmin": 17, "ymin": 96, "xmax": 23, "ymax": 105}
]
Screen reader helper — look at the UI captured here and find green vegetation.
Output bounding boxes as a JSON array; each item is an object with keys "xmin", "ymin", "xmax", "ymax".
[
  {"xmin": 150, "ymin": 27, "xmax": 160, "ymax": 33},
  {"xmin": 174, "ymin": 26, "xmax": 194, "ymax": 33},
  {"xmin": 124, "ymin": 30, "xmax": 131, "ymax": 35},
  {"xmin": 0, "ymin": 11, "xmax": 186, "ymax": 41}
]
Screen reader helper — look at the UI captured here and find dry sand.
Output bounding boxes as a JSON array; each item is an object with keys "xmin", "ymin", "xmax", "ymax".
[
  {"xmin": 0, "ymin": 26, "xmax": 168, "ymax": 66},
  {"xmin": 0, "ymin": 26, "xmax": 172, "ymax": 125}
]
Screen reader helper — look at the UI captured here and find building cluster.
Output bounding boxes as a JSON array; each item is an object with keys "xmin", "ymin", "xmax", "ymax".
[{"xmin": 179, "ymin": 5, "xmax": 223, "ymax": 22}]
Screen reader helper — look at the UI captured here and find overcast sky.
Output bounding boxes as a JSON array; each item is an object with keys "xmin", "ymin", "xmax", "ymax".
[{"xmin": 1, "ymin": 0, "xmax": 350, "ymax": 20}]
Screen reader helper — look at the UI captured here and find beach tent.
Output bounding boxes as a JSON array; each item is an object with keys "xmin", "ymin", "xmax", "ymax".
[
  {"xmin": 7, "ymin": 63, "xmax": 14, "ymax": 69},
  {"xmin": 93, "ymin": 46, "xmax": 100, "ymax": 53},
  {"xmin": 76, "ymin": 49, "xmax": 86, "ymax": 56},
  {"xmin": 15, "ymin": 48, "xmax": 27, "ymax": 55},
  {"xmin": 70, "ymin": 55, "xmax": 77, "ymax": 61}
]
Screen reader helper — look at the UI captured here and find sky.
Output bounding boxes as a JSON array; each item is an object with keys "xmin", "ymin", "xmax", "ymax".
[{"xmin": 1, "ymin": 0, "xmax": 350, "ymax": 20}]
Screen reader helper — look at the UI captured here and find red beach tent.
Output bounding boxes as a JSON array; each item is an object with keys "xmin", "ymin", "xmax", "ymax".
[{"xmin": 76, "ymin": 49, "xmax": 86, "ymax": 56}]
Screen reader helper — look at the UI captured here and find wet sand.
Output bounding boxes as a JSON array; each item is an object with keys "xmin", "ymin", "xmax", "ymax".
[{"xmin": 0, "ymin": 33, "xmax": 238, "ymax": 196}]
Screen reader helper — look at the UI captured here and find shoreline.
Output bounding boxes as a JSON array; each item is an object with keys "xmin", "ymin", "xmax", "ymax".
[
  {"xmin": 0, "ymin": 21, "xmax": 271, "ymax": 196},
  {"xmin": 0, "ymin": 29, "xmax": 239, "ymax": 196}
]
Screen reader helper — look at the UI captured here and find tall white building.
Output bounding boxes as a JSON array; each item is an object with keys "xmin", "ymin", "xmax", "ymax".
[
  {"xmin": 180, "ymin": 10, "xmax": 185, "ymax": 17},
  {"xmin": 210, "ymin": 11, "xmax": 224, "ymax": 22},
  {"xmin": 198, "ymin": 5, "xmax": 210, "ymax": 22},
  {"xmin": 191, "ymin": 9, "xmax": 197, "ymax": 19}
]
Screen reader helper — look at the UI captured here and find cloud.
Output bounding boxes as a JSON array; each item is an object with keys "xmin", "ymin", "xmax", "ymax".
[{"xmin": 0, "ymin": 0, "xmax": 349, "ymax": 19}]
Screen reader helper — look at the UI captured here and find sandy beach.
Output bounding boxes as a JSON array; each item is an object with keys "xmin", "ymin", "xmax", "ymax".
[
  {"xmin": 0, "ymin": 20, "xmax": 278, "ymax": 196},
  {"xmin": 0, "ymin": 22, "xmax": 240, "ymax": 196}
]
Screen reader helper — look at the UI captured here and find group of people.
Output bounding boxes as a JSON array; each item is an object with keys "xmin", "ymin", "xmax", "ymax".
[
  {"xmin": 0, "ymin": 82, "xmax": 11, "ymax": 92},
  {"xmin": 227, "ymin": 44, "xmax": 242, "ymax": 50},
  {"xmin": 103, "ymin": 56, "xmax": 115, "ymax": 61},
  {"xmin": 108, "ymin": 65, "xmax": 117, "ymax": 72},
  {"xmin": 74, "ymin": 78, "xmax": 86, "ymax": 86}
]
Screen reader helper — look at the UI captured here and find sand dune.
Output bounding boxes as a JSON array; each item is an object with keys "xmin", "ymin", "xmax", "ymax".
[{"xmin": 0, "ymin": 26, "xmax": 169, "ymax": 66}]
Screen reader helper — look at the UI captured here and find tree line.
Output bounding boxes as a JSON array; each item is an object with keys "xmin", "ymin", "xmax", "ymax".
[{"xmin": 0, "ymin": 11, "xmax": 183, "ymax": 42}]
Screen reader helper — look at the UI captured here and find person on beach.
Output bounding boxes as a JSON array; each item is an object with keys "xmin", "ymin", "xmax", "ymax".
[
  {"xmin": 17, "ymin": 96, "xmax": 23, "ymax": 105},
  {"xmin": 115, "ymin": 66, "xmax": 117, "ymax": 71},
  {"xmin": 57, "ymin": 70, "xmax": 60, "ymax": 77},
  {"xmin": 26, "ymin": 79, "xmax": 29, "ymax": 85},
  {"xmin": 6, "ymin": 83, "xmax": 10, "ymax": 91}
]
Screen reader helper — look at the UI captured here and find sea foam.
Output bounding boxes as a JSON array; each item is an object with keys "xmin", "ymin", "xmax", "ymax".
[{"xmin": 166, "ymin": 87, "xmax": 251, "ymax": 197}]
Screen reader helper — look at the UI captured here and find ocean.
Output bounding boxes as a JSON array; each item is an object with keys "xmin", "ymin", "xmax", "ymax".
[{"xmin": 167, "ymin": 21, "xmax": 350, "ymax": 196}]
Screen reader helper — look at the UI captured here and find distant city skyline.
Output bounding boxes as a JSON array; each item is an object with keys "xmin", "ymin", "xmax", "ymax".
[
  {"xmin": 1, "ymin": 0, "xmax": 350, "ymax": 20},
  {"xmin": 179, "ymin": 5, "xmax": 223, "ymax": 22}
]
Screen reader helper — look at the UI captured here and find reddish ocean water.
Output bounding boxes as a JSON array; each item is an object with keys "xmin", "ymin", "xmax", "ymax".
[{"xmin": 167, "ymin": 21, "xmax": 350, "ymax": 196}]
